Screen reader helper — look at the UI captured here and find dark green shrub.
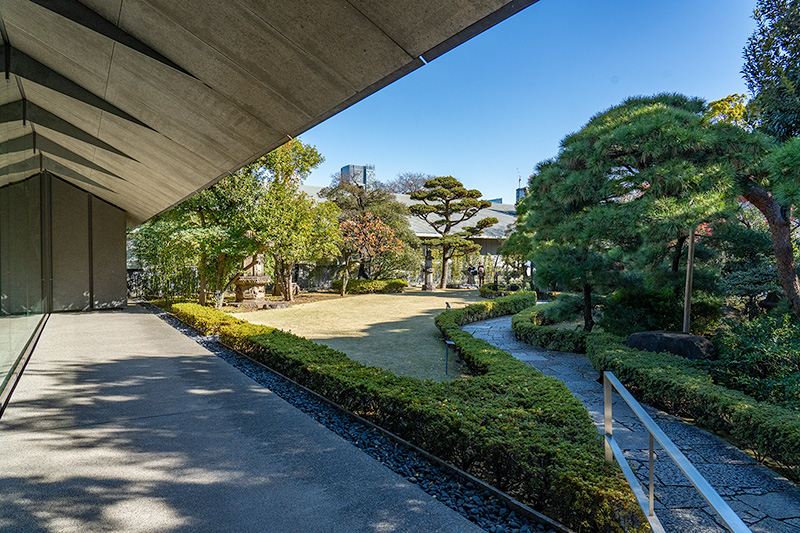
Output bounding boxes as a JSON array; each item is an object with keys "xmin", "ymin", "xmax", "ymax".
[
  {"xmin": 586, "ymin": 332, "xmax": 800, "ymax": 479},
  {"xmin": 164, "ymin": 296, "xmax": 645, "ymax": 532},
  {"xmin": 511, "ymin": 302, "xmax": 589, "ymax": 353},
  {"xmin": 540, "ymin": 293, "xmax": 584, "ymax": 324},
  {"xmin": 709, "ymin": 314, "xmax": 800, "ymax": 410},
  {"xmin": 599, "ymin": 286, "xmax": 721, "ymax": 336},
  {"xmin": 479, "ymin": 282, "xmax": 522, "ymax": 299},
  {"xmin": 331, "ymin": 278, "xmax": 408, "ymax": 294},
  {"xmin": 599, "ymin": 286, "xmax": 680, "ymax": 335}
]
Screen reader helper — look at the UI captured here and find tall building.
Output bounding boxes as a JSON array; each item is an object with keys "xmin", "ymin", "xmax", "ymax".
[{"xmin": 341, "ymin": 164, "xmax": 376, "ymax": 187}]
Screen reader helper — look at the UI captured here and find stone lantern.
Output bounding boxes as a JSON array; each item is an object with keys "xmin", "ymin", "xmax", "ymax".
[{"xmin": 422, "ymin": 248, "xmax": 434, "ymax": 291}]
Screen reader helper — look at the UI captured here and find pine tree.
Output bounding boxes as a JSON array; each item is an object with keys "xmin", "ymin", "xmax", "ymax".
[{"xmin": 409, "ymin": 176, "xmax": 496, "ymax": 288}]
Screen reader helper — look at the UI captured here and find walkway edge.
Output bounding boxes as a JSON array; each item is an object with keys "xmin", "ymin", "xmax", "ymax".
[
  {"xmin": 151, "ymin": 303, "xmax": 574, "ymax": 533},
  {"xmin": 0, "ymin": 314, "xmax": 48, "ymax": 420}
]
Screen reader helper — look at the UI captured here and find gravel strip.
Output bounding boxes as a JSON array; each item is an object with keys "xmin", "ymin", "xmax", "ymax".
[{"xmin": 147, "ymin": 304, "xmax": 558, "ymax": 533}]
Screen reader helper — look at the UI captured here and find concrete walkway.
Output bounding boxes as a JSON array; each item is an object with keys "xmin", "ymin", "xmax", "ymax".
[
  {"xmin": 0, "ymin": 305, "xmax": 482, "ymax": 533},
  {"xmin": 463, "ymin": 316, "xmax": 800, "ymax": 533}
]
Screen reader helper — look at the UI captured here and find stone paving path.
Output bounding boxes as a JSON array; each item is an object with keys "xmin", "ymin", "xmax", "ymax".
[{"xmin": 463, "ymin": 316, "xmax": 800, "ymax": 533}]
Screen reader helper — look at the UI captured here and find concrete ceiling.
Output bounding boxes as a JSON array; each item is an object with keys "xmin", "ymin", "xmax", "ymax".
[{"xmin": 0, "ymin": 0, "xmax": 537, "ymax": 226}]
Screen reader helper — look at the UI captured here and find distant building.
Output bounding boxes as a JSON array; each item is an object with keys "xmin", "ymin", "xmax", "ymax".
[
  {"xmin": 340, "ymin": 164, "xmax": 376, "ymax": 187},
  {"xmin": 485, "ymin": 197, "xmax": 503, "ymax": 203},
  {"xmin": 516, "ymin": 187, "xmax": 526, "ymax": 203}
]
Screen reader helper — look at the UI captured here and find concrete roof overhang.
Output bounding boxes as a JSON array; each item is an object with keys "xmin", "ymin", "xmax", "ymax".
[{"xmin": 0, "ymin": 0, "xmax": 536, "ymax": 227}]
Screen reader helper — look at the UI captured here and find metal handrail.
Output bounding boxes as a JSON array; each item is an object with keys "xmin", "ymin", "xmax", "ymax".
[{"xmin": 603, "ymin": 371, "xmax": 751, "ymax": 533}]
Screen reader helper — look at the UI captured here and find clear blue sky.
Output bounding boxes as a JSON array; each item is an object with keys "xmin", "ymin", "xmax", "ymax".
[{"xmin": 301, "ymin": 0, "xmax": 757, "ymax": 203}]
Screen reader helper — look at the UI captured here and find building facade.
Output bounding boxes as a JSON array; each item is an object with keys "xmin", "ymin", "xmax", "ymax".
[{"xmin": 340, "ymin": 164, "xmax": 376, "ymax": 188}]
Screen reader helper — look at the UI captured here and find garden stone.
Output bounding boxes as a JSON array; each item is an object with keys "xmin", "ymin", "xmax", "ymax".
[{"xmin": 625, "ymin": 330, "xmax": 717, "ymax": 360}]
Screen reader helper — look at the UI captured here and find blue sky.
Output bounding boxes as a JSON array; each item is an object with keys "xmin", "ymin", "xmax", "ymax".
[{"xmin": 301, "ymin": 0, "xmax": 757, "ymax": 203}]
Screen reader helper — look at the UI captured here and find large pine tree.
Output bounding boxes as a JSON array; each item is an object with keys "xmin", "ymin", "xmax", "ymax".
[{"xmin": 521, "ymin": 94, "xmax": 768, "ymax": 330}]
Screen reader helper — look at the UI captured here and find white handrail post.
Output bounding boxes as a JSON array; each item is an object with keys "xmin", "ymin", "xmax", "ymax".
[
  {"xmin": 649, "ymin": 432, "xmax": 655, "ymax": 516},
  {"xmin": 604, "ymin": 372, "xmax": 613, "ymax": 463}
]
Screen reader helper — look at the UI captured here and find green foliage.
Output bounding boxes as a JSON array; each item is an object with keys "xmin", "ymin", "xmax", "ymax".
[
  {"xmin": 599, "ymin": 286, "xmax": 722, "ymax": 336},
  {"xmin": 520, "ymin": 94, "xmax": 739, "ymax": 330},
  {"xmin": 251, "ymin": 180, "xmax": 341, "ymax": 301},
  {"xmin": 709, "ymin": 314, "xmax": 800, "ymax": 410},
  {"xmin": 768, "ymin": 135, "xmax": 800, "ymax": 206},
  {"xmin": 129, "ymin": 217, "xmax": 200, "ymax": 300},
  {"xmin": 131, "ymin": 170, "xmax": 262, "ymax": 304},
  {"xmin": 743, "ymin": 0, "xmax": 800, "ymax": 141},
  {"xmin": 330, "ymin": 279, "xmax": 408, "ymax": 294},
  {"xmin": 321, "ymin": 179, "xmax": 418, "ymax": 281},
  {"xmin": 511, "ymin": 302, "xmax": 590, "ymax": 353},
  {"xmin": 410, "ymin": 176, "xmax": 496, "ymax": 288},
  {"xmin": 705, "ymin": 94, "xmax": 757, "ymax": 130},
  {"xmin": 586, "ymin": 332, "xmax": 800, "ymax": 479},
  {"xmin": 260, "ymin": 137, "xmax": 325, "ymax": 184},
  {"xmin": 538, "ymin": 293, "xmax": 584, "ymax": 323},
  {"xmin": 164, "ymin": 295, "xmax": 645, "ymax": 531},
  {"xmin": 434, "ymin": 292, "xmax": 538, "ymax": 334},
  {"xmin": 478, "ymin": 282, "xmax": 522, "ymax": 299}
]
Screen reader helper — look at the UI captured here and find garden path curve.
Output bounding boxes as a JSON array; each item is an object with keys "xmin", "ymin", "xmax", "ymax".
[{"xmin": 463, "ymin": 316, "xmax": 800, "ymax": 533}]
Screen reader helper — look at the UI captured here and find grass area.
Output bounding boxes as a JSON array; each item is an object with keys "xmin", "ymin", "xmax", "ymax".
[{"xmin": 233, "ymin": 287, "xmax": 483, "ymax": 381}]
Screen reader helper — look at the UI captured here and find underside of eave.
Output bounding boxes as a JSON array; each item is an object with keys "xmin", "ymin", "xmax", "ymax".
[{"xmin": 0, "ymin": 0, "xmax": 538, "ymax": 229}]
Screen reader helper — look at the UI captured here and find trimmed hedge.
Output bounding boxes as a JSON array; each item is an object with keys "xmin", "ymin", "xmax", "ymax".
[
  {"xmin": 511, "ymin": 302, "xmax": 589, "ymax": 353},
  {"xmin": 165, "ymin": 294, "xmax": 644, "ymax": 532},
  {"xmin": 586, "ymin": 332, "xmax": 800, "ymax": 480},
  {"xmin": 331, "ymin": 278, "xmax": 408, "ymax": 294}
]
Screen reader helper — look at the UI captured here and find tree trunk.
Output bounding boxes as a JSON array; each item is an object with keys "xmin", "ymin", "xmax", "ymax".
[
  {"xmin": 199, "ymin": 251, "xmax": 207, "ymax": 306},
  {"xmin": 358, "ymin": 262, "xmax": 369, "ymax": 280},
  {"xmin": 214, "ymin": 253, "xmax": 227, "ymax": 309},
  {"xmin": 582, "ymin": 283, "xmax": 594, "ymax": 332},
  {"xmin": 340, "ymin": 260, "xmax": 350, "ymax": 297},
  {"xmin": 280, "ymin": 260, "xmax": 295, "ymax": 302},
  {"xmin": 439, "ymin": 245, "xmax": 450, "ymax": 289},
  {"xmin": 272, "ymin": 261, "xmax": 281, "ymax": 296},
  {"xmin": 744, "ymin": 184, "xmax": 800, "ymax": 317},
  {"xmin": 198, "ymin": 210, "xmax": 207, "ymax": 306}
]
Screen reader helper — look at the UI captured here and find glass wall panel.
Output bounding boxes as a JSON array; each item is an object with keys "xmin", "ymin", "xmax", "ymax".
[{"xmin": 0, "ymin": 75, "xmax": 44, "ymax": 400}]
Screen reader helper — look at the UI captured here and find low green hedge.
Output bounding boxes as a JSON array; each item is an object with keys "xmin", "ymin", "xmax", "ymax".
[
  {"xmin": 511, "ymin": 302, "xmax": 589, "ymax": 353},
  {"xmin": 331, "ymin": 278, "xmax": 408, "ymax": 294},
  {"xmin": 586, "ymin": 332, "xmax": 800, "ymax": 479},
  {"xmin": 165, "ymin": 294, "xmax": 644, "ymax": 532}
]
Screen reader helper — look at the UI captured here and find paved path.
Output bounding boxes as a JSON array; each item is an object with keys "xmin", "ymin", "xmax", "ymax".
[
  {"xmin": 464, "ymin": 316, "xmax": 800, "ymax": 533},
  {"xmin": 0, "ymin": 305, "xmax": 482, "ymax": 533}
]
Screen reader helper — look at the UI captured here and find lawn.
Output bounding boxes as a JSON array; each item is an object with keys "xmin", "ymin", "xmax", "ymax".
[{"xmin": 233, "ymin": 287, "xmax": 483, "ymax": 381}]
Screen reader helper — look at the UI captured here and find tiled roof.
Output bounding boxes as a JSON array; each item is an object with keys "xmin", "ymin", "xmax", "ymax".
[{"xmin": 301, "ymin": 185, "xmax": 516, "ymax": 241}]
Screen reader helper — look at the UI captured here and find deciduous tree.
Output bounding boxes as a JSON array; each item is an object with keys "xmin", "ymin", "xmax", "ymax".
[
  {"xmin": 252, "ymin": 181, "xmax": 340, "ymax": 301},
  {"xmin": 321, "ymin": 177, "xmax": 418, "ymax": 279},
  {"xmin": 380, "ymin": 171, "xmax": 432, "ymax": 194},
  {"xmin": 338, "ymin": 213, "xmax": 403, "ymax": 295}
]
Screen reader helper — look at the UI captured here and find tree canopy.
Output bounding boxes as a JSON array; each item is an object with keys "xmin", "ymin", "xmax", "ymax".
[
  {"xmin": 321, "ymin": 177, "xmax": 418, "ymax": 280},
  {"xmin": 744, "ymin": 0, "xmax": 800, "ymax": 141},
  {"xmin": 380, "ymin": 171, "xmax": 432, "ymax": 194},
  {"xmin": 520, "ymin": 94, "xmax": 772, "ymax": 330},
  {"xmin": 409, "ymin": 176, "xmax": 496, "ymax": 288}
]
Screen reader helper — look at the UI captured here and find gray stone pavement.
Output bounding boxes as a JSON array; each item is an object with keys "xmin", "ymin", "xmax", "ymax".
[
  {"xmin": 464, "ymin": 316, "xmax": 800, "ymax": 533},
  {"xmin": 0, "ymin": 306, "xmax": 483, "ymax": 533}
]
